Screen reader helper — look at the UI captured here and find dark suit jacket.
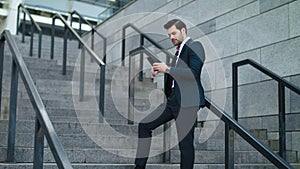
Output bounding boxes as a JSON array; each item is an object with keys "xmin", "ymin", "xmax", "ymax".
[{"xmin": 166, "ymin": 39, "xmax": 205, "ymax": 107}]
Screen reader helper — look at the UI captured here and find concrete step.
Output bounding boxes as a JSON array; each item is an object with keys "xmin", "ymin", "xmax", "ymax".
[
  {"xmin": 15, "ymin": 93, "xmax": 146, "ymax": 114},
  {"xmin": 17, "ymin": 39, "xmax": 81, "ymax": 51},
  {"xmin": 0, "ymin": 147, "xmax": 163, "ymax": 164},
  {"xmin": 13, "ymin": 34, "xmax": 79, "ymax": 45},
  {"xmin": 25, "ymin": 69, "xmax": 74, "ymax": 81},
  {"xmin": 0, "ymin": 145, "xmax": 295, "ymax": 166},
  {"xmin": 0, "ymin": 163, "xmax": 287, "ymax": 169},
  {"xmin": 0, "ymin": 132, "xmax": 163, "ymax": 150},
  {"xmin": 14, "ymin": 103, "xmax": 132, "ymax": 126},
  {"xmin": 16, "ymin": 96, "xmax": 151, "ymax": 111},
  {"xmin": 31, "ymin": 81, "xmax": 156, "ymax": 99},
  {"xmin": 16, "ymin": 83, "xmax": 157, "ymax": 100},
  {"xmin": 0, "ymin": 120, "xmax": 163, "ymax": 137},
  {"xmin": 14, "ymin": 35, "xmax": 81, "ymax": 53},
  {"xmin": 22, "ymin": 56, "xmax": 59, "ymax": 67},
  {"xmin": 170, "ymin": 149, "xmax": 299, "ymax": 164},
  {"xmin": 17, "ymin": 44, "xmax": 81, "ymax": 56},
  {"xmin": 1, "ymin": 119, "xmax": 288, "ymax": 154},
  {"xmin": 16, "ymin": 107, "xmax": 77, "ymax": 118}
]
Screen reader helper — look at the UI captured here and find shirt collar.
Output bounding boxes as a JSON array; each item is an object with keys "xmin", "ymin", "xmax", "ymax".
[{"xmin": 177, "ymin": 37, "xmax": 190, "ymax": 55}]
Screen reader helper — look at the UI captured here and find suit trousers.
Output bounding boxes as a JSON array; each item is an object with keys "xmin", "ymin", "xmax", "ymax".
[{"xmin": 135, "ymin": 92, "xmax": 198, "ymax": 169}]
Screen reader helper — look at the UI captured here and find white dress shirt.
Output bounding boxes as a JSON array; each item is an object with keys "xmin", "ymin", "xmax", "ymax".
[{"xmin": 172, "ymin": 37, "xmax": 191, "ymax": 88}]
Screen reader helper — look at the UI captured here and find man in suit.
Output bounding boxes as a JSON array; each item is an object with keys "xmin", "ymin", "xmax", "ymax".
[{"xmin": 134, "ymin": 19, "xmax": 205, "ymax": 169}]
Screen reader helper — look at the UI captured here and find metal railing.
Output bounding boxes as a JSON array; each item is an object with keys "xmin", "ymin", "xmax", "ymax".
[
  {"xmin": 128, "ymin": 47, "xmax": 294, "ymax": 168},
  {"xmin": 205, "ymin": 98, "xmax": 293, "ymax": 169},
  {"xmin": 16, "ymin": 4, "xmax": 42, "ymax": 58},
  {"xmin": 122, "ymin": 23, "xmax": 173, "ymax": 81},
  {"xmin": 232, "ymin": 59, "xmax": 300, "ymax": 163},
  {"xmin": 51, "ymin": 13, "xmax": 106, "ymax": 121},
  {"xmin": 0, "ymin": 30, "xmax": 72, "ymax": 169},
  {"xmin": 70, "ymin": 10, "xmax": 107, "ymax": 62}
]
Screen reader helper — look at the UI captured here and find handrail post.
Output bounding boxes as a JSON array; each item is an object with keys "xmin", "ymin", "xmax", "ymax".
[
  {"xmin": 78, "ymin": 17, "xmax": 82, "ymax": 49},
  {"xmin": 163, "ymin": 75, "xmax": 171, "ymax": 164},
  {"xmin": 51, "ymin": 17, "xmax": 55, "ymax": 60},
  {"xmin": 79, "ymin": 47, "xmax": 85, "ymax": 101},
  {"xmin": 128, "ymin": 52, "xmax": 134, "ymax": 124},
  {"xmin": 91, "ymin": 29, "xmax": 95, "ymax": 51},
  {"xmin": 16, "ymin": 4, "xmax": 43, "ymax": 58},
  {"xmin": 122, "ymin": 27, "xmax": 126, "ymax": 66},
  {"xmin": 7, "ymin": 60, "xmax": 19, "ymax": 162},
  {"xmin": 62, "ymin": 25, "xmax": 68, "ymax": 75},
  {"xmin": 70, "ymin": 13, "xmax": 73, "ymax": 27},
  {"xmin": 99, "ymin": 37, "xmax": 107, "ymax": 120},
  {"xmin": 103, "ymin": 37, "xmax": 107, "ymax": 63},
  {"xmin": 225, "ymin": 63, "xmax": 239, "ymax": 168},
  {"xmin": 163, "ymin": 122, "xmax": 171, "ymax": 163},
  {"xmin": 38, "ymin": 31, "xmax": 42, "ymax": 58},
  {"xmin": 139, "ymin": 35, "xmax": 144, "ymax": 82},
  {"xmin": 0, "ymin": 39, "xmax": 4, "ymax": 118},
  {"xmin": 225, "ymin": 124, "xmax": 235, "ymax": 169},
  {"xmin": 232, "ymin": 64, "xmax": 238, "ymax": 120},
  {"xmin": 99, "ymin": 64, "xmax": 105, "ymax": 123},
  {"xmin": 79, "ymin": 17, "xmax": 82, "ymax": 36},
  {"xmin": 33, "ymin": 117, "xmax": 44, "ymax": 169},
  {"xmin": 90, "ymin": 29, "xmax": 95, "ymax": 62},
  {"xmin": 22, "ymin": 12, "xmax": 26, "ymax": 43},
  {"xmin": 16, "ymin": 5, "xmax": 20, "ymax": 35},
  {"xmin": 30, "ymin": 21, "xmax": 34, "ymax": 56},
  {"xmin": 278, "ymin": 82, "xmax": 286, "ymax": 159}
]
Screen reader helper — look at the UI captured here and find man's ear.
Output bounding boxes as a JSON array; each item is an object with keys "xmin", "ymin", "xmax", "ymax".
[{"xmin": 181, "ymin": 28, "xmax": 187, "ymax": 35}]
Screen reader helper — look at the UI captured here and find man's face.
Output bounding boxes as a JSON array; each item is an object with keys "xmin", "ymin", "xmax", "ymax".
[{"xmin": 167, "ymin": 25, "xmax": 186, "ymax": 46}]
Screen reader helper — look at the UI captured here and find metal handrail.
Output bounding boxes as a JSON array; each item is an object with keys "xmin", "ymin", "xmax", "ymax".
[
  {"xmin": 129, "ymin": 46, "xmax": 161, "ymax": 59},
  {"xmin": 70, "ymin": 10, "xmax": 89, "ymax": 39},
  {"xmin": 123, "ymin": 23, "xmax": 173, "ymax": 58},
  {"xmin": 51, "ymin": 13, "xmax": 106, "ymax": 121},
  {"xmin": 16, "ymin": 4, "xmax": 43, "ymax": 58},
  {"xmin": 70, "ymin": 10, "xmax": 107, "ymax": 62},
  {"xmin": 232, "ymin": 59, "xmax": 300, "ymax": 162},
  {"xmin": 233, "ymin": 59, "xmax": 300, "ymax": 95},
  {"xmin": 204, "ymin": 98, "xmax": 293, "ymax": 169},
  {"xmin": 128, "ymin": 47, "xmax": 294, "ymax": 168},
  {"xmin": 51, "ymin": 13, "xmax": 105, "ymax": 67},
  {"xmin": 0, "ymin": 30, "xmax": 72, "ymax": 169},
  {"xmin": 122, "ymin": 23, "xmax": 173, "ymax": 81}
]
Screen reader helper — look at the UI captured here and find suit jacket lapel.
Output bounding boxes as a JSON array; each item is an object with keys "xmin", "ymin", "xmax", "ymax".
[{"xmin": 177, "ymin": 39, "xmax": 192, "ymax": 67}]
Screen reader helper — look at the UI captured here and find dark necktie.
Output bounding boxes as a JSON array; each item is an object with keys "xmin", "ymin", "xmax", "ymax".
[
  {"xmin": 175, "ymin": 50, "xmax": 179, "ymax": 57},
  {"xmin": 171, "ymin": 49, "xmax": 179, "ymax": 66},
  {"xmin": 167, "ymin": 48, "xmax": 179, "ymax": 93}
]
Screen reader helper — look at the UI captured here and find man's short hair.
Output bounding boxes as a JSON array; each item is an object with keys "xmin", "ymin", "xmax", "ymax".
[{"xmin": 164, "ymin": 19, "xmax": 187, "ymax": 33}]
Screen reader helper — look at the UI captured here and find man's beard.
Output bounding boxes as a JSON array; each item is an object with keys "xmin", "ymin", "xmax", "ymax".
[{"xmin": 172, "ymin": 39, "xmax": 182, "ymax": 46}]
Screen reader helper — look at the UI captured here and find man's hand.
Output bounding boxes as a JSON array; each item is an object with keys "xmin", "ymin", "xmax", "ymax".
[
  {"xmin": 151, "ymin": 62, "xmax": 169, "ymax": 77},
  {"xmin": 151, "ymin": 66, "xmax": 158, "ymax": 77}
]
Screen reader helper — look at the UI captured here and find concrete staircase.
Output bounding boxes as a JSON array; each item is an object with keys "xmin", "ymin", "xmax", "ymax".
[{"xmin": 0, "ymin": 34, "xmax": 299, "ymax": 169}]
